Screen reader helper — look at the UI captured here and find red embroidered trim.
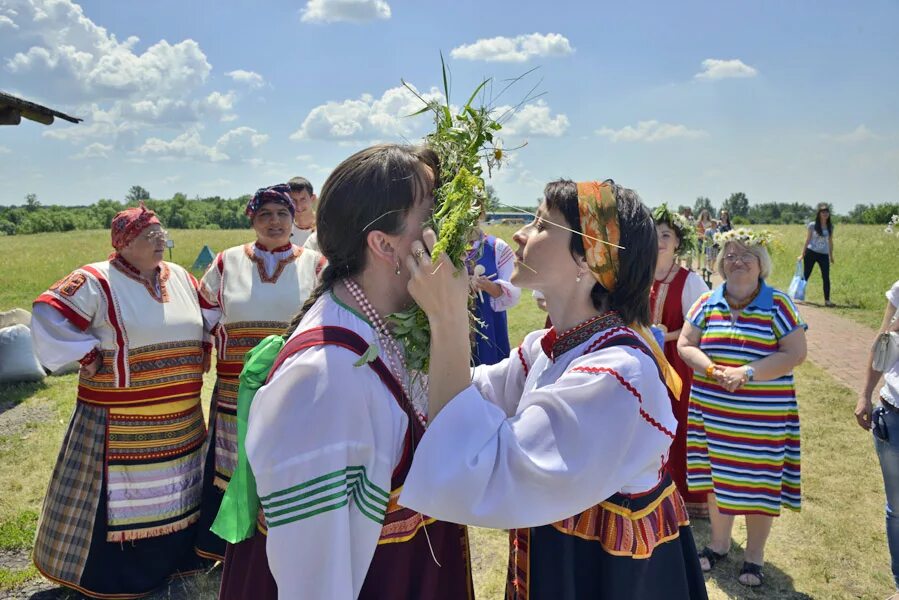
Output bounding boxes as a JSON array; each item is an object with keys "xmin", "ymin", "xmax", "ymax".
[
  {"xmin": 569, "ymin": 365, "xmax": 675, "ymax": 439},
  {"xmin": 516, "ymin": 346, "xmax": 530, "ymax": 377},
  {"xmin": 255, "ymin": 241, "xmax": 293, "ymax": 253},
  {"xmin": 82, "ymin": 265, "xmax": 128, "ymax": 387},
  {"xmin": 581, "ymin": 326, "xmax": 633, "ymax": 355},
  {"xmin": 109, "ymin": 254, "xmax": 170, "ymax": 303},
  {"xmin": 34, "ymin": 293, "xmax": 91, "ymax": 331},
  {"xmin": 79, "ymin": 348, "xmax": 100, "ymax": 366},
  {"xmin": 243, "ymin": 243, "xmax": 302, "ymax": 284}
]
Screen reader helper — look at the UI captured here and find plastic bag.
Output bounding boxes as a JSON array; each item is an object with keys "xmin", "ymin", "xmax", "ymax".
[{"xmin": 787, "ymin": 260, "xmax": 807, "ymax": 301}]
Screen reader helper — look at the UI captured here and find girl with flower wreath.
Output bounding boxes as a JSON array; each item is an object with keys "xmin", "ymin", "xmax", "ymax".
[{"xmin": 650, "ymin": 205, "xmax": 709, "ymax": 518}]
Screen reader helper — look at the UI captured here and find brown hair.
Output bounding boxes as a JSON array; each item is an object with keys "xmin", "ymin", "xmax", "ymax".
[
  {"xmin": 284, "ymin": 144, "xmax": 439, "ymax": 337},
  {"xmin": 287, "ymin": 176, "xmax": 314, "ymax": 195}
]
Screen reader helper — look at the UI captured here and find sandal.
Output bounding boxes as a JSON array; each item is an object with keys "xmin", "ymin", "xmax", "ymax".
[
  {"xmin": 738, "ymin": 561, "xmax": 764, "ymax": 587},
  {"xmin": 698, "ymin": 546, "xmax": 728, "ymax": 573}
]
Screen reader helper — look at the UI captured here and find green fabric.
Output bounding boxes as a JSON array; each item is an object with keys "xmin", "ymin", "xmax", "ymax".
[{"xmin": 210, "ymin": 334, "xmax": 285, "ymax": 543}]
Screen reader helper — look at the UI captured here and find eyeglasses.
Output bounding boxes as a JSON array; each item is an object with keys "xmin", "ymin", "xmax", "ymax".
[
  {"xmin": 723, "ymin": 253, "xmax": 758, "ymax": 264},
  {"xmin": 143, "ymin": 229, "xmax": 169, "ymax": 242}
]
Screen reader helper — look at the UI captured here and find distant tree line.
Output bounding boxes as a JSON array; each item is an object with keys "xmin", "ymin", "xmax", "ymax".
[{"xmin": 1, "ymin": 186, "xmax": 897, "ymax": 236}]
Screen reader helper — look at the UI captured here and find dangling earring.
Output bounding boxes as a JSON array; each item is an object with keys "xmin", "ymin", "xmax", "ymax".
[
  {"xmin": 395, "ymin": 262, "xmax": 401, "ymax": 276},
  {"xmin": 576, "ymin": 271, "xmax": 582, "ymax": 283}
]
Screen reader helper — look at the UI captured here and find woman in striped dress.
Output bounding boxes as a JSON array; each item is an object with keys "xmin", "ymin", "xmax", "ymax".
[{"xmin": 677, "ymin": 228, "xmax": 807, "ymax": 587}]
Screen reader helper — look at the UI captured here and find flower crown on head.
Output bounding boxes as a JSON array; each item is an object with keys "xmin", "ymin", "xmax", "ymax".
[
  {"xmin": 651, "ymin": 203, "xmax": 698, "ymax": 257},
  {"xmin": 714, "ymin": 227, "xmax": 774, "ymax": 248}
]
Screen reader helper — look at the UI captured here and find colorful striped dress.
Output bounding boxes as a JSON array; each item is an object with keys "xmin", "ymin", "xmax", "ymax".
[{"xmin": 685, "ymin": 281, "xmax": 806, "ymax": 516}]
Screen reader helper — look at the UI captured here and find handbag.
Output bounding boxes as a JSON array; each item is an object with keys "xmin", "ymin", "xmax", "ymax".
[
  {"xmin": 873, "ymin": 331, "xmax": 899, "ymax": 373},
  {"xmin": 787, "ymin": 260, "xmax": 807, "ymax": 301}
]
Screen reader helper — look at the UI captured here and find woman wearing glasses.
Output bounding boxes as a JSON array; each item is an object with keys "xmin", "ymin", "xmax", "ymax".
[
  {"xmin": 677, "ymin": 229, "xmax": 807, "ymax": 588},
  {"xmin": 798, "ymin": 203, "xmax": 836, "ymax": 306},
  {"xmin": 30, "ymin": 205, "xmax": 211, "ymax": 598},
  {"xmin": 193, "ymin": 185, "xmax": 325, "ymax": 561}
]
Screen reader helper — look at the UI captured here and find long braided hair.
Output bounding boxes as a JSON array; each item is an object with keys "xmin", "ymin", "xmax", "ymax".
[{"xmin": 284, "ymin": 144, "xmax": 439, "ymax": 338}]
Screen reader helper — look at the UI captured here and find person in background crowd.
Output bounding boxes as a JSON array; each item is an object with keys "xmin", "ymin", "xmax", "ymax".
[
  {"xmin": 799, "ymin": 202, "xmax": 836, "ymax": 307},
  {"xmin": 193, "ymin": 184, "xmax": 325, "ymax": 561},
  {"xmin": 856, "ymin": 279, "xmax": 899, "ymax": 600},
  {"xmin": 717, "ymin": 209, "xmax": 733, "ymax": 233},
  {"xmin": 650, "ymin": 204, "xmax": 709, "ymax": 518},
  {"xmin": 680, "ymin": 207, "xmax": 695, "ymax": 270},
  {"xmin": 224, "ymin": 144, "xmax": 473, "ymax": 599},
  {"xmin": 466, "ymin": 212, "xmax": 521, "ymax": 365},
  {"xmin": 30, "ymin": 205, "xmax": 209, "ymax": 598},
  {"xmin": 678, "ymin": 228, "xmax": 807, "ymax": 588},
  {"xmin": 696, "ymin": 209, "xmax": 715, "ymax": 271},
  {"xmin": 287, "ymin": 176, "xmax": 317, "ymax": 246},
  {"xmin": 402, "ymin": 179, "xmax": 707, "ymax": 599}
]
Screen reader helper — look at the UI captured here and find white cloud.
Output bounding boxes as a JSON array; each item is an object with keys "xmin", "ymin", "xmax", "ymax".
[
  {"xmin": 135, "ymin": 126, "xmax": 269, "ymax": 162},
  {"xmin": 0, "ymin": 145, "xmax": 11, "ymax": 154},
  {"xmin": 300, "ymin": 0, "xmax": 391, "ymax": 24},
  {"xmin": 821, "ymin": 125, "xmax": 881, "ymax": 143},
  {"xmin": 291, "ymin": 85, "xmax": 442, "ymax": 141},
  {"xmin": 499, "ymin": 100, "xmax": 569, "ymax": 137},
  {"xmin": 72, "ymin": 142, "xmax": 112, "ymax": 159},
  {"xmin": 0, "ymin": 14, "xmax": 17, "ymax": 28},
  {"xmin": 225, "ymin": 69, "xmax": 265, "ymax": 88},
  {"xmin": 3, "ymin": 0, "xmax": 238, "ymax": 147},
  {"xmin": 450, "ymin": 33, "xmax": 573, "ymax": 63},
  {"xmin": 596, "ymin": 120, "xmax": 708, "ymax": 142},
  {"xmin": 694, "ymin": 58, "xmax": 758, "ymax": 80}
]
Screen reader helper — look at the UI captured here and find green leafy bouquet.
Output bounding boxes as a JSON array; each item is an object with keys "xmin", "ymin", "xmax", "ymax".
[{"xmin": 389, "ymin": 59, "xmax": 516, "ymax": 373}]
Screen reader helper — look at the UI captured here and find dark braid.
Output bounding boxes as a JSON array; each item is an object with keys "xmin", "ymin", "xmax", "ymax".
[{"xmin": 283, "ymin": 264, "xmax": 343, "ymax": 338}]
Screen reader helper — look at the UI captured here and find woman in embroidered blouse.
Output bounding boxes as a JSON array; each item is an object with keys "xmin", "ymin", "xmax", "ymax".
[
  {"xmin": 677, "ymin": 230, "xmax": 807, "ymax": 587},
  {"xmin": 650, "ymin": 205, "xmax": 709, "ymax": 518},
  {"xmin": 193, "ymin": 184, "xmax": 324, "ymax": 561},
  {"xmin": 225, "ymin": 145, "xmax": 472, "ymax": 600},
  {"xmin": 30, "ymin": 206, "xmax": 210, "ymax": 598},
  {"xmin": 401, "ymin": 179, "xmax": 708, "ymax": 599}
]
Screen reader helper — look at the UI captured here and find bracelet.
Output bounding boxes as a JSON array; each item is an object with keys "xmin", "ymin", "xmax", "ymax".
[
  {"xmin": 705, "ymin": 363, "xmax": 717, "ymax": 378},
  {"xmin": 79, "ymin": 348, "xmax": 99, "ymax": 367}
]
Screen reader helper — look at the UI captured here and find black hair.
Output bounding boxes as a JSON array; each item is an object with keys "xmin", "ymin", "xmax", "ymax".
[
  {"xmin": 543, "ymin": 178, "xmax": 656, "ymax": 326},
  {"xmin": 814, "ymin": 204, "xmax": 833, "ymax": 236},
  {"xmin": 287, "ymin": 176, "xmax": 314, "ymax": 196},
  {"xmin": 284, "ymin": 144, "xmax": 439, "ymax": 337}
]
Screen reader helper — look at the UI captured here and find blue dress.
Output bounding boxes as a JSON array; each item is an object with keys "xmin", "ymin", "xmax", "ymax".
[{"xmin": 468, "ymin": 235, "xmax": 511, "ymax": 366}]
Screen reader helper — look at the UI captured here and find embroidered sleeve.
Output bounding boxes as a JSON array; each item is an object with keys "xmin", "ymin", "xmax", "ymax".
[
  {"xmin": 489, "ymin": 238, "xmax": 522, "ymax": 312},
  {"xmin": 247, "ymin": 345, "xmax": 398, "ymax": 599},
  {"xmin": 680, "ymin": 271, "xmax": 710, "ymax": 320},
  {"xmin": 32, "ymin": 269, "xmax": 104, "ymax": 370},
  {"xmin": 198, "ymin": 253, "xmax": 224, "ymax": 330},
  {"xmin": 471, "ymin": 329, "xmax": 542, "ymax": 417},
  {"xmin": 402, "ymin": 347, "xmax": 676, "ymax": 529},
  {"xmin": 772, "ymin": 291, "xmax": 808, "ymax": 339}
]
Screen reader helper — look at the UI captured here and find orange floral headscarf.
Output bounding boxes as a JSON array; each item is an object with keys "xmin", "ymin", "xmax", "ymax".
[
  {"xmin": 576, "ymin": 181, "xmax": 620, "ymax": 292},
  {"xmin": 576, "ymin": 180, "xmax": 683, "ymax": 400}
]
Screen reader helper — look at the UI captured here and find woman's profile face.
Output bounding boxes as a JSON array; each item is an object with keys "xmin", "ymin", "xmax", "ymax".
[
  {"xmin": 122, "ymin": 224, "xmax": 167, "ymax": 267},
  {"xmin": 511, "ymin": 202, "xmax": 580, "ymax": 293}
]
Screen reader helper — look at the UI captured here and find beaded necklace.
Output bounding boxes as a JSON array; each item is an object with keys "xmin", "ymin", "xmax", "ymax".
[
  {"xmin": 342, "ymin": 278, "xmax": 427, "ymax": 426},
  {"xmin": 725, "ymin": 283, "xmax": 761, "ymax": 311}
]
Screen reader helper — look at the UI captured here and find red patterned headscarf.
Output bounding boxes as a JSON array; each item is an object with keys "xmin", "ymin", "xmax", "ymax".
[{"xmin": 110, "ymin": 203, "xmax": 161, "ymax": 250}]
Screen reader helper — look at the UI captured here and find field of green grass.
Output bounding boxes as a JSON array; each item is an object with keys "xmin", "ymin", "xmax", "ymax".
[{"xmin": 0, "ymin": 224, "xmax": 897, "ymax": 598}]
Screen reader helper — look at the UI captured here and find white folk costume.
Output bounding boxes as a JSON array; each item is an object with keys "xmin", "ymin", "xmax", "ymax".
[
  {"xmin": 194, "ymin": 241, "xmax": 324, "ymax": 559},
  {"xmin": 31, "ymin": 255, "xmax": 209, "ymax": 599},
  {"xmin": 402, "ymin": 181, "xmax": 708, "ymax": 600},
  {"xmin": 243, "ymin": 293, "xmax": 472, "ymax": 600},
  {"xmin": 291, "ymin": 222, "xmax": 315, "ymax": 246}
]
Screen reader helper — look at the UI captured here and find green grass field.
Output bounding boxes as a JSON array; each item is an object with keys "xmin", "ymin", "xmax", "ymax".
[{"xmin": 0, "ymin": 224, "xmax": 897, "ymax": 597}]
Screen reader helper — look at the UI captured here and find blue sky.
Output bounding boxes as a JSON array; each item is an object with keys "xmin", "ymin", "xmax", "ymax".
[{"xmin": 1, "ymin": 0, "xmax": 897, "ymax": 213}]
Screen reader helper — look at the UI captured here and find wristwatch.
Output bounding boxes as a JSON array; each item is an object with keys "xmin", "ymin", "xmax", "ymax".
[{"xmin": 744, "ymin": 366, "xmax": 755, "ymax": 381}]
